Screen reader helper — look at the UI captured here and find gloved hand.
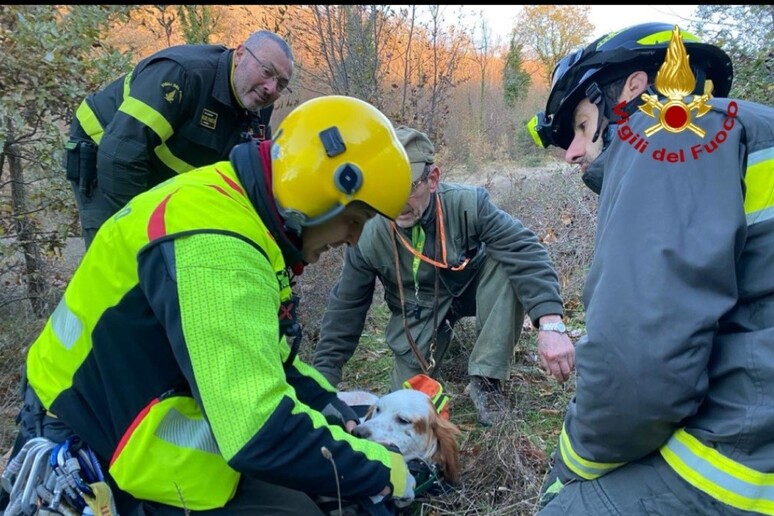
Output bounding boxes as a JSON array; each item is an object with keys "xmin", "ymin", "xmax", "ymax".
[
  {"xmin": 321, "ymin": 397, "xmax": 359, "ymax": 430},
  {"xmin": 538, "ymin": 464, "xmax": 565, "ymax": 509},
  {"xmin": 370, "ymin": 453, "xmax": 416, "ymax": 509}
]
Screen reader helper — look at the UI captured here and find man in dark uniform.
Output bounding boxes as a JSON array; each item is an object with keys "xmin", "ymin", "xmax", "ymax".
[{"xmin": 64, "ymin": 29, "xmax": 293, "ymax": 248}]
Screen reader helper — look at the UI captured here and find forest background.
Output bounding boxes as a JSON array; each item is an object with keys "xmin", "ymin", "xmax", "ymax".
[{"xmin": 1, "ymin": 5, "xmax": 772, "ymax": 515}]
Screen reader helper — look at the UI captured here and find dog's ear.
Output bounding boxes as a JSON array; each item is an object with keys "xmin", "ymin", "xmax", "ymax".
[{"xmin": 430, "ymin": 411, "xmax": 462, "ymax": 485}]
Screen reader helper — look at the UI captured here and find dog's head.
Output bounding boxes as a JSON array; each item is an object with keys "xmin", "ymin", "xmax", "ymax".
[{"xmin": 352, "ymin": 389, "xmax": 461, "ymax": 485}]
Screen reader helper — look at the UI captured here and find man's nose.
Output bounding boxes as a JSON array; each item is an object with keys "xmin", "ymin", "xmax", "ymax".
[
  {"xmin": 564, "ymin": 137, "xmax": 585, "ymax": 164},
  {"xmin": 264, "ymin": 77, "xmax": 279, "ymax": 96}
]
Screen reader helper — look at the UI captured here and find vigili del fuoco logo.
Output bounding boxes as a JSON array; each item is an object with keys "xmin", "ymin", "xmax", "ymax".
[{"xmin": 613, "ymin": 25, "xmax": 738, "ymax": 163}]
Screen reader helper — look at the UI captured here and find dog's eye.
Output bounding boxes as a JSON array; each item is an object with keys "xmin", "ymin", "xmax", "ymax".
[{"xmin": 397, "ymin": 416, "xmax": 411, "ymax": 425}]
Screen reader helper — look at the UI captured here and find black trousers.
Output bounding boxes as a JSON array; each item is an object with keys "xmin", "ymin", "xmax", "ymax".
[{"xmin": 130, "ymin": 476, "xmax": 325, "ymax": 516}]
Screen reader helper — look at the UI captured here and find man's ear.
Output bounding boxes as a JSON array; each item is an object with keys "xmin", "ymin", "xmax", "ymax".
[
  {"xmin": 427, "ymin": 165, "xmax": 441, "ymax": 192},
  {"xmin": 624, "ymin": 71, "xmax": 650, "ymax": 102}
]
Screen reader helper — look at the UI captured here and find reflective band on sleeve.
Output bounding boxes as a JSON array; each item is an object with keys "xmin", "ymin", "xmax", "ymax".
[
  {"xmin": 75, "ymin": 101, "xmax": 104, "ymax": 145},
  {"xmin": 155, "ymin": 144, "xmax": 196, "ymax": 175},
  {"xmin": 660, "ymin": 429, "xmax": 774, "ymax": 515},
  {"xmin": 119, "ymin": 96, "xmax": 175, "ymax": 141},
  {"xmin": 744, "ymin": 147, "xmax": 774, "ymax": 225},
  {"xmin": 558, "ymin": 424, "xmax": 625, "ymax": 480},
  {"xmin": 50, "ymin": 296, "xmax": 83, "ymax": 350},
  {"xmin": 118, "ymin": 96, "xmax": 194, "ymax": 174}
]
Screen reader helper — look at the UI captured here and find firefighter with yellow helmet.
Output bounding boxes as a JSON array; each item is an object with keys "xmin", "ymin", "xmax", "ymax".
[{"xmin": 4, "ymin": 95, "xmax": 415, "ymax": 515}]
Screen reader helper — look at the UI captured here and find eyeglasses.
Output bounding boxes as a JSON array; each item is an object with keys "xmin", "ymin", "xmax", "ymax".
[
  {"xmin": 243, "ymin": 47, "xmax": 292, "ymax": 95},
  {"xmin": 409, "ymin": 164, "xmax": 433, "ymax": 195}
]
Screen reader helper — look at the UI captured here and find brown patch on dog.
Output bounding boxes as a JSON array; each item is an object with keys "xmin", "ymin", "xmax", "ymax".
[{"xmin": 428, "ymin": 399, "xmax": 462, "ymax": 485}]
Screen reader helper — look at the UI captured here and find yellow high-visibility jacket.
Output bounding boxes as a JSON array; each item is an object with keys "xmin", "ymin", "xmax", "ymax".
[{"xmin": 27, "ymin": 144, "xmax": 409, "ymax": 511}]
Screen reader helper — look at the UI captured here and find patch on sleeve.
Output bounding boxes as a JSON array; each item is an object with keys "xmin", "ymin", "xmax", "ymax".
[{"xmin": 161, "ymin": 81, "xmax": 182, "ymax": 103}]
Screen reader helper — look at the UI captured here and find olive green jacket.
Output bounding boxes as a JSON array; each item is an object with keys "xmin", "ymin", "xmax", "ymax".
[{"xmin": 313, "ymin": 183, "xmax": 564, "ymax": 386}]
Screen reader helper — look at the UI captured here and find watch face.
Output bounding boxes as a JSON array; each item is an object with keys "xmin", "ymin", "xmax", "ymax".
[{"xmin": 541, "ymin": 322, "xmax": 566, "ymax": 332}]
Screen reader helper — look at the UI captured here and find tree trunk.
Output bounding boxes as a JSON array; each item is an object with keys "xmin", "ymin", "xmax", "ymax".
[{"xmin": 5, "ymin": 119, "xmax": 47, "ymax": 317}]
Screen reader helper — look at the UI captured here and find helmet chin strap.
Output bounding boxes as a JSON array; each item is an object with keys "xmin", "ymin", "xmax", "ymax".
[
  {"xmin": 585, "ymin": 81, "xmax": 657, "ymax": 153},
  {"xmin": 585, "ymin": 82, "xmax": 614, "ymax": 152},
  {"xmin": 585, "ymin": 83, "xmax": 606, "ymax": 138},
  {"xmin": 578, "ymin": 82, "xmax": 657, "ymax": 195}
]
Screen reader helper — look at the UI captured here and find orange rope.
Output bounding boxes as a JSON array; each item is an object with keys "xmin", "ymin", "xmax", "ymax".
[{"xmin": 389, "ymin": 194, "xmax": 470, "ymax": 272}]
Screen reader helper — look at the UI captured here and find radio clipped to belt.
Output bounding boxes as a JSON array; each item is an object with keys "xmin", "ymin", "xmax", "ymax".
[{"xmin": 64, "ymin": 139, "xmax": 98, "ymax": 198}]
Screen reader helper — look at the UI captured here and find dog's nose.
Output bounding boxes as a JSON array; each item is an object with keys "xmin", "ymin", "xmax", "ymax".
[{"xmin": 352, "ymin": 426, "xmax": 371, "ymax": 438}]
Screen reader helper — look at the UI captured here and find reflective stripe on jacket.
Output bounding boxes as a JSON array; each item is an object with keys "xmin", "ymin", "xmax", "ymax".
[
  {"xmin": 74, "ymin": 44, "xmax": 272, "ymax": 207},
  {"xmin": 554, "ymin": 97, "xmax": 774, "ymax": 514},
  {"xmin": 26, "ymin": 159, "xmax": 407, "ymax": 509}
]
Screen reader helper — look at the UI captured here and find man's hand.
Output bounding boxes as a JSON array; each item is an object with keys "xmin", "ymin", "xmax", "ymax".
[
  {"xmin": 322, "ymin": 398, "xmax": 360, "ymax": 430},
  {"xmin": 537, "ymin": 317, "xmax": 575, "ymax": 383},
  {"xmin": 392, "ymin": 468, "xmax": 416, "ymax": 508},
  {"xmin": 370, "ymin": 469, "xmax": 416, "ymax": 508}
]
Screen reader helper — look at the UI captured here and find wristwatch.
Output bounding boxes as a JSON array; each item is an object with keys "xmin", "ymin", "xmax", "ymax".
[{"xmin": 539, "ymin": 321, "xmax": 567, "ymax": 333}]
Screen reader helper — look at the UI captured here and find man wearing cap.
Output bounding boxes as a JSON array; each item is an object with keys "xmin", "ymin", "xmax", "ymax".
[{"xmin": 313, "ymin": 126, "xmax": 574, "ymax": 426}]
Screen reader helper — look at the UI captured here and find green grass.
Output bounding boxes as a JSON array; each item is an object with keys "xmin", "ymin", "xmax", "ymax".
[
  {"xmin": 2, "ymin": 158, "xmax": 592, "ymax": 513},
  {"xmin": 305, "ymin": 297, "xmax": 580, "ymax": 515}
]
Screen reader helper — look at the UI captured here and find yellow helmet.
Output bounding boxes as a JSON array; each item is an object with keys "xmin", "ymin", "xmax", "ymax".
[{"xmin": 271, "ymin": 95, "xmax": 411, "ymax": 230}]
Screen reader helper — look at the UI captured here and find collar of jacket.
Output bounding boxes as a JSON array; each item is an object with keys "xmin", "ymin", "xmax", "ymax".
[
  {"xmin": 213, "ymin": 47, "xmax": 239, "ymax": 110},
  {"xmin": 229, "ymin": 140, "xmax": 306, "ymax": 275},
  {"xmin": 582, "ymin": 157, "xmax": 605, "ymax": 195}
]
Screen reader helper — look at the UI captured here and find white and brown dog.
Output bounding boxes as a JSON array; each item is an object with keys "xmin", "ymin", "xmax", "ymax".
[{"xmin": 338, "ymin": 389, "xmax": 461, "ymax": 486}]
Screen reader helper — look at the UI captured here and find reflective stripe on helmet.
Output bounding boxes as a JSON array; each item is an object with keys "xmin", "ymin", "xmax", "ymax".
[{"xmin": 637, "ymin": 29, "xmax": 701, "ymax": 45}]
